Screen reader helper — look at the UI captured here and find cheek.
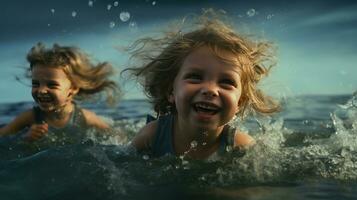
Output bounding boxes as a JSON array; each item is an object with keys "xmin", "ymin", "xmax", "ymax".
[{"xmin": 227, "ymin": 92, "xmax": 241, "ymax": 111}]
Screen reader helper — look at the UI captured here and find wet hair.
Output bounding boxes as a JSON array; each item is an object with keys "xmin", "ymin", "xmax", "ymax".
[
  {"xmin": 125, "ymin": 9, "xmax": 279, "ymax": 117},
  {"xmin": 27, "ymin": 43, "xmax": 120, "ymax": 105}
]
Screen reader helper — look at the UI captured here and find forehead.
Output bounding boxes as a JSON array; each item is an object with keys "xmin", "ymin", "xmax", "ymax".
[
  {"xmin": 31, "ymin": 64, "xmax": 68, "ymax": 79},
  {"xmin": 181, "ymin": 46, "xmax": 241, "ymax": 74}
]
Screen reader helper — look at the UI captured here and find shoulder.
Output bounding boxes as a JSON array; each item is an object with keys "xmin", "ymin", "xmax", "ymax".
[
  {"xmin": 233, "ymin": 131, "xmax": 255, "ymax": 149},
  {"xmin": 0, "ymin": 109, "xmax": 35, "ymax": 136},
  {"xmin": 131, "ymin": 120, "xmax": 158, "ymax": 151},
  {"xmin": 81, "ymin": 108, "xmax": 110, "ymax": 130}
]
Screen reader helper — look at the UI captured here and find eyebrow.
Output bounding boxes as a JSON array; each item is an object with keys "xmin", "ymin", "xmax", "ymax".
[{"xmin": 182, "ymin": 66, "xmax": 203, "ymax": 73}]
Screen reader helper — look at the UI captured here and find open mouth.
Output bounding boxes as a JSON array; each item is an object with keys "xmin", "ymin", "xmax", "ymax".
[
  {"xmin": 37, "ymin": 95, "xmax": 53, "ymax": 104},
  {"xmin": 193, "ymin": 102, "xmax": 220, "ymax": 115}
]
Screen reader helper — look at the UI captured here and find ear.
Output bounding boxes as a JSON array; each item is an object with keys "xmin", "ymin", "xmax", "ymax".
[{"xmin": 68, "ymin": 86, "xmax": 79, "ymax": 97}]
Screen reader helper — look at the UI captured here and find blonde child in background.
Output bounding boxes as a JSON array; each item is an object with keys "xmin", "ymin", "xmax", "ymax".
[
  {"xmin": 126, "ymin": 10, "xmax": 280, "ymax": 159},
  {"xmin": 0, "ymin": 43, "xmax": 120, "ymax": 143}
]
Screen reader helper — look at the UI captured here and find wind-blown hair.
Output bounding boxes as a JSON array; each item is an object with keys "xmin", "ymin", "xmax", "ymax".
[
  {"xmin": 27, "ymin": 43, "xmax": 120, "ymax": 105},
  {"xmin": 125, "ymin": 9, "xmax": 279, "ymax": 117}
]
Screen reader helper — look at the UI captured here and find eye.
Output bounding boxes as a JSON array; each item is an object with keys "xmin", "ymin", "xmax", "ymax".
[
  {"xmin": 184, "ymin": 72, "xmax": 202, "ymax": 83},
  {"xmin": 31, "ymin": 80, "xmax": 39, "ymax": 88},
  {"xmin": 47, "ymin": 82, "xmax": 60, "ymax": 89},
  {"xmin": 219, "ymin": 78, "xmax": 237, "ymax": 89}
]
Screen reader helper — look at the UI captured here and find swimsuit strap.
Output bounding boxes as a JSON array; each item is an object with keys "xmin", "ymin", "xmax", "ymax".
[
  {"xmin": 219, "ymin": 125, "xmax": 236, "ymax": 154},
  {"xmin": 151, "ymin": 114, "xmax": 175, "ymax": 157}
]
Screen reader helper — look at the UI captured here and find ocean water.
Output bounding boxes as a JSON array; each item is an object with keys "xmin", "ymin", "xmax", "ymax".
[{"xmin": 0, "ymin": 94, "xmax": 357, "ymax": 200}]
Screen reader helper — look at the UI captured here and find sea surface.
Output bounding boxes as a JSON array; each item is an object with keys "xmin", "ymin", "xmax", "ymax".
[{"xmin": 0, "ymin": 94, "xmax": 357, "ymax": 200}]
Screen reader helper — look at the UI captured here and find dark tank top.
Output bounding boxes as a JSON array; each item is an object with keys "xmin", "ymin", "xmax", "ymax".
[
  {"xmin": 32, "ymin": 104, "xmax": 88, "ymax": 145},
  {"xmin": 149, "ymin": 114, "xmax": 235, "ymax": 157}
]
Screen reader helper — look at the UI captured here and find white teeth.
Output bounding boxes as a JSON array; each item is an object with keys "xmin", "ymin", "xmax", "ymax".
[
  {"xmin": 38, "ymin": 95, "xmax": 52, "ymax": 102},
  {"xmin": 195, "ymin": 102, "xmax": 218, "ymax": 110}
]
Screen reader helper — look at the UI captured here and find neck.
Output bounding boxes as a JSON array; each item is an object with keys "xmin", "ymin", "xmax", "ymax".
[
  {"xmin": 46, "ymin": 102, "xmax": 74, "ymax": 121},
  {"xmin": 173, "ymin": 115, "xmax": 224, "ymax": 159}
]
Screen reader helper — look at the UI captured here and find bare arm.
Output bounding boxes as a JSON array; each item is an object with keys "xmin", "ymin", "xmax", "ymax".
[
  {"xmin": 82, "ymin": 109, "xmax": 111, "ymax": 130},
  {"xmin": 233, "ymin": 132, "xmax": 255, "ymax": 149},
  {"xmin": 131, "ymin": 120, "xmax": 158, "ymax": 151},
  {"xmin": 0, "ymin": 110, "xmax": 34, "ymax": 137}
]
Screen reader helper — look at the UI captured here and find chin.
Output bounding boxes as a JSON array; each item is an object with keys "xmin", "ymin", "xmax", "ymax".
[
  {"xmin": 38, "ymin": 105, "xmax": 55, "ymax": 112},
  {"xmin": 194, "ymin": 122, "xmax": 219, "ymax": 131}
]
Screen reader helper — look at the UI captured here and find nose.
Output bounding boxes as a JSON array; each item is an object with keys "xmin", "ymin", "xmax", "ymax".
[
  {"xmin": 200, "ymin": 82, "xmax": 219, "ymax": 98},
  {"xmin": 37, "ymin": 85, "xmax": 48, "ymax": 94}
]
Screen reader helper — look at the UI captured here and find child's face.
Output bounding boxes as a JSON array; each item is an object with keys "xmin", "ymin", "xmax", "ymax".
[
  {"xmin": 169, "ymin": 46, "xmax": 242, "ymax": 131},
  {"xmin": 31, "ymin": 65, "xmax": 77, "ymax": 112}
]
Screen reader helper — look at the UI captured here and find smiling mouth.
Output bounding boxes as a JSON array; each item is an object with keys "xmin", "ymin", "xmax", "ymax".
[
  {"xmin": 37, "ymin": 95, "xmax": 53, "ymax": 104},
  {"xmin": 193, "ymin": 102, "xmax": 220, "ymax": 115}
]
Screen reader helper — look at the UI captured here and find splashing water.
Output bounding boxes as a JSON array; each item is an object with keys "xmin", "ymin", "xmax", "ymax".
[
  {"xmin": 339, "ymin": 92, "xmax": 357, "ymax": 109},
  {"xmin": 1, "ymin": 94, "xmax": 357, "ymax": 199},
  {"xmin": 190, "ymin": 140, "xmax": 198, "ymax": 148}
]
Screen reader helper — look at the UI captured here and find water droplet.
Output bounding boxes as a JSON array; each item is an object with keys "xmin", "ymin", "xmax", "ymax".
[
  {"xmin": 71, "ymin": 11, "xmax": 77, "ymax": 17},
  {"xmin": 109, "ymin": 21, "xmax": 115, "ymax": 28},
  {"xmin": 226, "ymin": 145, "xmax": 233, "ymax": 152},
  {"xmin": 152, "ymin": 1, "xmax": 156, "ymax": 5},
  {"xmin": 302, "ymin": 120, "xmax": 311, "ymax": 125},
  {"xmin": 114, "ymin": 1, "xmax": 119, "ymax": 6},
  {"xmin": 88, "ymin": 0, "xmax": 94, "ymax": 7},
  {"xmin": 50, "ymin": 8, "xmax": 55, "ymax": 14},
  {"xmin": 107, "ymin": 4, "xmax": 112, "ymax": 10},
  {"xmin": 47, "ymin": 23, "xmax": 51, "ymax": 27},
  {"xmin": 267, "ymin": 14, "xmax": 274, "ymax": 20},
  {"xmin": 182, "ymin": 160, "xmax": 189, "ymax": 165},
  {"xmin": 120, "ymin": 11, "xmax": 130, "ymax": 22},
  {"xmin": 190, "ymin": 140, "xmax": 198, "ymax": 148},
  {"xmin": 199, "ymin": 176, "xmax": 206, "ymax": 181},
  {"xmin": 129, "ymin": 21, "xmax": 138, "ymax": 32},
  {"xmin": 325, "ymin": 123, "xmax": 333, "ymax": 128},
  {"xmin": 142, "ymin": 154, "xmax": 149, "ymax": 160},
  {"xmin": 246, "ymin": 8, "xmax": 256, "ymax": 17}
]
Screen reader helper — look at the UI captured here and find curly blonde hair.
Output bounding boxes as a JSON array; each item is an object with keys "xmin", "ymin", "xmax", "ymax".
[
  {"xmin": 126, "ymin": 9, "xmax": 279, "ymax": 117},
  {"xmin": 27, "ymin": 43, "xmax": 120, "ymax": 105}
]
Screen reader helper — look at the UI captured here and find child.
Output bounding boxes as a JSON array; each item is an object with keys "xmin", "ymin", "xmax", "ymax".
[
  {"xmin": 126, "ymin": 10, "xmax": 280, "ymax": 159},
  {"xmin": 0, "ymin": 43, "xmax": 120, "ymax": 143}
]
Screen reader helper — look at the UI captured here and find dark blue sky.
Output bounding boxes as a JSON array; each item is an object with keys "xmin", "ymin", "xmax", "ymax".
[
  {"xmin": 0, "ymin": 0, "xmax": 356, "ymax": 103},
  {"xmin": 2, "ymin": 0, "xmax": 357, "ymax": 42}
]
